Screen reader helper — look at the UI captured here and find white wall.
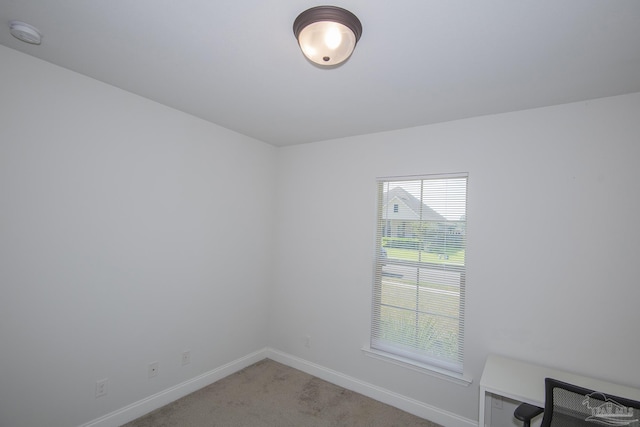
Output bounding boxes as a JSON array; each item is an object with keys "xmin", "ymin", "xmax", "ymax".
[
  {"xmin": 271, "ymin": 92, "xmax": 640, "ymax": 422},
  {"xmin": 2, "ymin": 42, "xmax": 639, "ymax": 427},
  {"xmin": 0, "ymin": 45, "xmax": 276, "ymax": 427}
]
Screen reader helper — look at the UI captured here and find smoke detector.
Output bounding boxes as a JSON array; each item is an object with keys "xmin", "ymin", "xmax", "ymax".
[{"xmin": 9, "ymin": 21, "xmax": 42, "ymax": 45}]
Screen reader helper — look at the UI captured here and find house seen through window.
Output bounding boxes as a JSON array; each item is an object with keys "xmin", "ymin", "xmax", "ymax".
[{"xmin": 371, "ymin": 173, "xmax": 468, "ymax": 374}]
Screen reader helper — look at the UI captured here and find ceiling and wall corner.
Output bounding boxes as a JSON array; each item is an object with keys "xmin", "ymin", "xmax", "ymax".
[
  {"xmin": 0, "ymin": 0, "xmax": 638, "ymax": 146},
  {"xmin": 1, "ymin": 2, "xmax": 640, "ymax": 427}
]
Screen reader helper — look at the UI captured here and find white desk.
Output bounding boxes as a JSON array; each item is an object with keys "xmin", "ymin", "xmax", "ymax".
[{"xmin": 479, "ymin": 354, "xmax": 640, "ymax": 427}]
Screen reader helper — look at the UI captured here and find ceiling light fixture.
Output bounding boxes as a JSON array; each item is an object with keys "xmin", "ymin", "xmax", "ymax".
[
  {"xmin": 9, "ymin": 21, "xmax": 42, "ymax": 45},
  {"xmin": 293, "ymin": 6, "xmax": 362, "ymax": 67}
]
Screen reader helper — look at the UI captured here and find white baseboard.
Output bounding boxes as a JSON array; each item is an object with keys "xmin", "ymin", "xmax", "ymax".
[
  {"xmin": 80, "ymin": 347, "xmax": 476, "ymax": 427},
  {"xmin": 80, "ymin": 348, "xmax": 268, "ymax": 427},
  {"xmin": 265, "ymin": 348, "xmax": 477, "ymax": 427}
]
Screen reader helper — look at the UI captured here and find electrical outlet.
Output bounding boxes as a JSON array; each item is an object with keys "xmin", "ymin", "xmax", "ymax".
[
  {"xmin": 492, "ymin": 395, "xmax": 503, "ymax": 409},
  {"xmin": 148, "ymin": 361, "xmax": 159, "ymax": 379},
  {"xmin": 304, "ymin": 335, "xmax": 311, "ymax": 348},
  {"xmin": 181, "ymin": 350, "xmax": 191, "ymax": 366},
  {"xmin": 96, "ymin": 378, "xmax": 108, "ymax": 398}
]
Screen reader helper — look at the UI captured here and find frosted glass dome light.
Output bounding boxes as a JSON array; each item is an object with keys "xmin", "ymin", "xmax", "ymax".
[{"xmin": 293, "ymin": 6, "xmax": 362, "ymax": 67}]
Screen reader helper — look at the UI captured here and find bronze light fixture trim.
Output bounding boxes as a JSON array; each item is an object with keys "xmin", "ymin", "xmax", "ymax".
[{"xmin": 293, "ymin": 6, "xmax": 363, "ymax": 67}]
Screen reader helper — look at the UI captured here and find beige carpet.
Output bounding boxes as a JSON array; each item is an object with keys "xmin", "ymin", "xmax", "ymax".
[{"xmin": 122, "ymin": 359, "xmax": 441, "ymax": 427}]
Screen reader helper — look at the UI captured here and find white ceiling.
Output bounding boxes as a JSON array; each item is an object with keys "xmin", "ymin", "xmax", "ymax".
[{"xmin": 1, "ymin": 1, "xmax": 639, "ymax": 146}]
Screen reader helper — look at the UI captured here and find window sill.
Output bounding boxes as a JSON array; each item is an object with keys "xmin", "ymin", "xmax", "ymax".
[{"xmin": 361, "ymin": 347, "xmax": 473, "ymax": 387}]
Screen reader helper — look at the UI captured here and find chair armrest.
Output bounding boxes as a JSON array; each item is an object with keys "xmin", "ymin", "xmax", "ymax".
[{"xmin": 514, "ymin": 402, "xmax": 544, "ymax": 422}]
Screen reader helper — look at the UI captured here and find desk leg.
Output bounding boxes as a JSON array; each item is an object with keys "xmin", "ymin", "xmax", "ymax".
[{"xmin": 479, "ymin": 386, "xmax": 486, "ymax": 427}]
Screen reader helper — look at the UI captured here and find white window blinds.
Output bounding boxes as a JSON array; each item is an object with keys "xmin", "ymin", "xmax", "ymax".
[{"xmin": 371, "ymin": 173, "xmax": 468, "ymax": 373}]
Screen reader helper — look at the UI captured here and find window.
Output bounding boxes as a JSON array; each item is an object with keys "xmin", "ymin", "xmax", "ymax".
[{"xmin": 371, "ymin": 173, "xmax": 468, "ymax": 374}]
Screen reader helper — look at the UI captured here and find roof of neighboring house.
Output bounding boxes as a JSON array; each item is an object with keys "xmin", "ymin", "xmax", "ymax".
[{"xmin": 383, "ymin": 187, "xmax": 445, "ymax": 221}]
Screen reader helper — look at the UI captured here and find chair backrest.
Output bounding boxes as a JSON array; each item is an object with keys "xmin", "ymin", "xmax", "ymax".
[{"xmin": 541, "ymin": 378, "xmax": 640, "ymax": 427}]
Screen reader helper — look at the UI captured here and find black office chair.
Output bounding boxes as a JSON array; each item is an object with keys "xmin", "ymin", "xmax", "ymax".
[
  {"xmin": 515, "ymin": 377, "xmax": 640, "ymax": 427},
  {"xmin": 514, "ymin": 401, "xmax": 543, "ymax": 427}
]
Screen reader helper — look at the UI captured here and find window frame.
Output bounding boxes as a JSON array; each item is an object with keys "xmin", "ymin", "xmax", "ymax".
[{"xmin": 369, "ymin": 173, "xmax": 469, "ymax": 379}]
